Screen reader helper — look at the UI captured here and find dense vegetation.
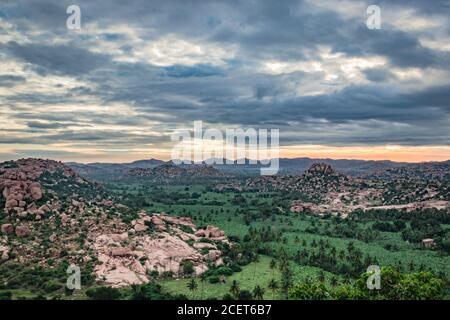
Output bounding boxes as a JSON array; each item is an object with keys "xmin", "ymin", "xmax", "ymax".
[
  {"xmin": 104, "ymin": 182, "xmax": 450, "ymax": 300},
  {"xmin": 1, "ymin": 181, "xmax": 448, "ymax": 300}
]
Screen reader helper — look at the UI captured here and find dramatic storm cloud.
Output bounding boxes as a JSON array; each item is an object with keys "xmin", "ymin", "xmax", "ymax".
[{"xmin": 0, "ymin": 0, "xmax": 449, "ymax": 162}]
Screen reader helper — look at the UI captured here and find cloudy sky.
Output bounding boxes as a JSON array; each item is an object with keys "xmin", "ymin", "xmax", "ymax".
[{"xmin": 0, "ymin": 0, "xmax": 449, "ymax": 163}]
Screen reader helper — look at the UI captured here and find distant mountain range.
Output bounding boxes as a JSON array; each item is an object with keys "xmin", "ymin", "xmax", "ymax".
[
  {"xmin": 67, "ymin": 158, "xmax": 165, "ymax": 179},
  {"xmin": 67, "ymin": 157, "xmax": 449, "ymax": 180},
  {"xmin": 208, "ymin": 157, "xmax": 411, "ymax": 175}
]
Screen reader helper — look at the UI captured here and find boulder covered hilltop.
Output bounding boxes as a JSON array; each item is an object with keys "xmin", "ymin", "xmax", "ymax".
[{"xmin": 0, "ymin": 158, "xmax": 230, "ymax": 287}]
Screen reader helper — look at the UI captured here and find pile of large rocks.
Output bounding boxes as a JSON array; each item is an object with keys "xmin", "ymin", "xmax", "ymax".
[
  {"xmin": 306, "ymin": 162, "xmax": 336, "ymax": 175},
  {"xmin": 2, "ymin": 181, "xmax": 43, "ymax": 212},
  {"xmin": 0, "ymin": 244, "xmax": 10, "ymax": 263},
  {"xmin": 0, "ymin": 158, "xmax": 89, "ymax": 214},
  {"xmin": 1, "ymin": 223, "xmax": 30, "ymax": 238},
  {"xmin": 290, "ymin": 201, "xmax": 322, "ymax": 214},
  {"xmin": 0, "ymin": 159, "xmax": 232, "ymax": 289},
  {"xmin": 0, "ymin": 159, "xmax": 90, "ymax": 221},
  {"xmin": 90, "ymin": 212, "xmax": 229, "ymax": 288},
  {"xmin": 195, "ymin": 225, "xmax": 228, "ymax": 242}
]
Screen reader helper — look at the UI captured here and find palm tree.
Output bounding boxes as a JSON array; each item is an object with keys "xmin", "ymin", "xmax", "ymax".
[
  {"xmin": 408, "ymin": 260, "xmax": 415, "ymax": 272},
  {"xmin": 230, "ymin": 280, "xmax": 240, "ymax": 299},
  {"xmin": 338, "ymin": 250, "xmax": 345, "ymax": 261},
  {"xmin": 269, "ymin": 258, "xmax": 277, "ymax": 280},
  {"xmin": 200, "ymin": 271, "xmax": 207, "ymax": 300},
  {"xmin": 347, "ymin": 241, "xmax": 355, "ymax": 255},
  {"xmin": 280, "ymin": 265, "xmax": 293, "ymax": 299},
  {"xmin": 267, "ymin": 278, "xmax": 279, "ymax": 299},
  {"xmin": 252, "ymin": 252, "xmax": 260, "ymax": 280},
  {"xmin": 130, "ymin": 284, "xmax": 146, "ymax": 300},
  {"xmin": 252, "ymin": 285, "xmax": 265, "ymax": 300},
  {"xmin": 330, "ymin": 276, "xmax": 338, "ymax": 287},
  {"xmin": 318, "ymin": 271, "xmax": 325, "ymax": 282},
  {"xmin": 278, "ymin": 254, "xmax": 289, "ymax": 273},
  {"xmin": 330, "ymin": 246, "xmax": 337, "ymax": 257},
  {"xmin": 187, "ymin": 278, "xmax": 198, "ymax": 299}
]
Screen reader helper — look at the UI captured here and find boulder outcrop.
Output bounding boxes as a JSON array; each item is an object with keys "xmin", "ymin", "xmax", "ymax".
[{"xmin": 90, "ymin": 212, "xmax": 228, "ymax": 288}]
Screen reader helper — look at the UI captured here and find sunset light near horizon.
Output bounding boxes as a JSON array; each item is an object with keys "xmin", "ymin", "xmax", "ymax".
[{"xmin": 0, "ymin": 0, "xmax": 449, "ymax": 164}]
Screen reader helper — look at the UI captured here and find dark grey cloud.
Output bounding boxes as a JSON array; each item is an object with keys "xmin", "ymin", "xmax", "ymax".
[
  {"xmin": 345, "ymin": 27, "xmax": 450, "ymax": 69},
  {"xmin": 26, "ymin": 121, "xmax": 73, "ymax": 129},
  {"xmin": 0, "ymin": 0, "xmax": 449, "ymax": 153},
  {"xmin": 376, "ymin": 0, "xmax": 450, "ymax": 16},
  {"xmin": 3, "ymin": 41, "xmax": 110, "ymax": 76},
  {"xmin": 0, "ymin": 130, "xmax": 169, "ymax": 145},
  {"xmin": 14, "ymin": 111, "xmax": 153, "ymax": 128},
  {"xmin": 0, "ymin": 75, "xmax": 26, "ymax": 87},
  {"xmin": 163, "ymin": 64, "xmax": 224, "ymax": 78},
  {"xmin": 363, "ymin": 68, "xmax": 396, "ymax": 82}
]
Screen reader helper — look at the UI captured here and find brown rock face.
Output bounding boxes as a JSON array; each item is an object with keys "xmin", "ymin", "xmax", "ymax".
[
  {"xmin": 195, "ymin": 229, "xmax": 206, "ymax": 237},
  {"xmin": 290, "ymin": 201, "xmax": 320, "ymax": 213},
  {"xmin": 2, "ymin": 187, "xmax": 8, "ymax": 199},
  {"xmin": 151, "ymin": 216, "xmax": 164, "ymax": 226},
  {"xmin": 133, "ymin": 223, "xmax": 147, "ymax": 232},
  {"xmin": 90, "ymin": 212, "xmax": 229, "ymax": 288},
  {"xmin": 50, "ymin": 202, "xmax": 61, "ymax": 211},
  {"xmin": 7, "ymin": 188, "xmax": 24, "ymax": 202},
  {"xmin": 1, "ymin": 158, "xmax": 89, "ymax": 213},
  {"xmin": 307, "ymin": 163, "xmax": 335, "ymax": 175},
  {"xmin": 60, "ymin": 213, "xmax": 69, "ymax": 224},
  {"xmin": 15, "ymin": 225, "xmax": 30, "ymax": 238},
  {"xmin": 102, "ymin": 199, "xmax": 113, "ymax": 206},
  {"xmin": 206, "ymin": 250, "xmax": 222, "ymax": 261},
  {"xmin": 206, "ymin": 226, "xmax": 225, "ymax": 238},
  {"xmin": 0, "ymin": 245, "xmax": 10, "ymax": 262},
  {"xmin": 5, "ymin": 199, "xmax": 18, "ymax": 210},
  {"xmin": 110, "ymin": 247, "xmax": 132, "ymax": 257},
  {"xmin": 195, "ymin": 226, "xmax": 225, "ymax": 239},
  {"xmin": 1, "ymin": 224, "xmax": 14, "ymax": 234},
  {"xmin": 110, "ymin": 233, "xmax": 128, "ymax": 242},
  {"xmin": 193, "ymin": 242, "xmax": 216, "ymax": 250},
  {"xmin": 38, "ymin": 204, "xmax": 51, "ymax": 213},
  {"xmin": 29, "ymin": 182, "xmax": 43, "ymax": 200}
]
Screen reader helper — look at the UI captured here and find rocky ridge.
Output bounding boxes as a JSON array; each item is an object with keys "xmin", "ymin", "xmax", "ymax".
[
  {"xmin": 216, "ymin": 162, "xmax": 449, "ymax": 217},
  {"xmin": 0, "ymin": 158, "xmax": 230, "ymax": 287},
  {"xmin": 126, "ymin": 162, "xmax": 224, "ymax": 183}
]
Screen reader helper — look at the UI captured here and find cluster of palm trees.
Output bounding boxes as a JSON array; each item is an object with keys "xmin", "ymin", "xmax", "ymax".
[
  {"xmin": 184, "ymin": 248, "xmax": 296, "ymax": 300},
  {"xmin": 185, "ymin": 277, "xmax": 269, "ymax": 300},
  {"xmin": 228, "ymin": 280, "xmax": 265, "ymax": 300},
  {"xmin": 292, "ymin": 240, "xmax": 378, "ymax": 278},
  {"xmin": 231, "ymin": 251, "xmax": 293, "ymax": 300}
]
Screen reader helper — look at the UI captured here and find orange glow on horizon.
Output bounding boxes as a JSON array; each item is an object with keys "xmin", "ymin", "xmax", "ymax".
[
  {"xmin": 1, "ymin": 145, "xmax": 449, "ymax": 164},
  {"xmin": 90, "ymin": 145, "xmax": 448, "ymax": 163},
  {"xmin": 277, "ymin": 145, "xmax": 450, "ymax": 163},
  {"xmin": 152, "ymin": 144, "xmax": 450, "ymax": 163}
]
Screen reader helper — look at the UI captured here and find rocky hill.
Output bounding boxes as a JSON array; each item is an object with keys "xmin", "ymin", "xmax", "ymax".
[
  {"xmin": 0, "ymin": 159, "xmax": 229, "ymax": 288},
  {"xmin": 367, "ymin": 162, "xmax": 450, "ymax": 205},
  {"xmin": 217, "ymin": 162, "xmax": 449, "ymax": 217},
  {"xmin": 67, "ymin": 158, "xmax": 165, "ymax": 181},
  {"xmin": 242, "ymin": 163, "xmax": 353, "ymax": 200},
  {"xmin": 67, "ymin": 157, "xmax": 443, "ymax": 180},
  {"xmin": 126, "ymin": 162, "xmax": 225, "ymax": 183}
]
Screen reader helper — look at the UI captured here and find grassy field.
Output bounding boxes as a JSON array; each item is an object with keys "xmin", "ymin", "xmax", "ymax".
[
  {"xmin": 160, "ymin": 255, "xmax": 337, "ymax": 300},
  {"xmin": 105, "ymin": 182, "xmax": 450, "ymax": 299},
  {"xmin": 133, "ymin": 184, "xmax": 449, "ymax": 276}
]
